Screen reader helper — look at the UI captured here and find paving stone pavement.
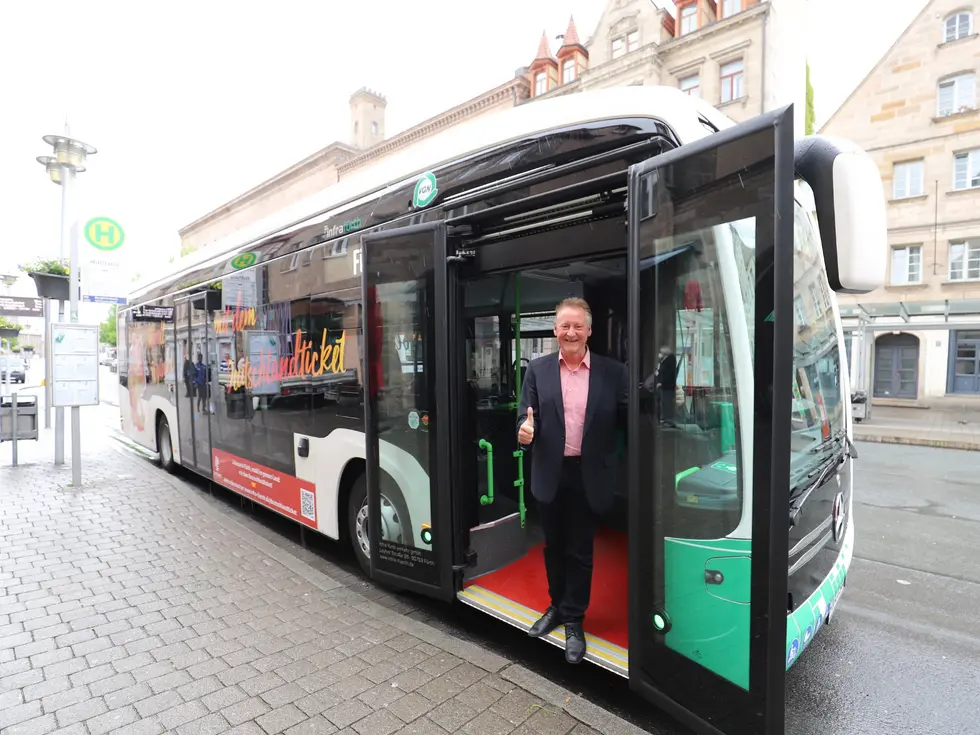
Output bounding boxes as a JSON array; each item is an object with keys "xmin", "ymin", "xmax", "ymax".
[{"xmin": 0, "ymin": 424, "xmax": 653, "ymax": 735}]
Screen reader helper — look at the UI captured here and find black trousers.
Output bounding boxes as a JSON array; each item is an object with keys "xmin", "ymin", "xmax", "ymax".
[
  {"xmin": 538, "ymin": 456, "xmax": 598, "ymax": 624},
  {"xmin": 659, "ymin": 387, "xmax": 675, "ymax": 421}
]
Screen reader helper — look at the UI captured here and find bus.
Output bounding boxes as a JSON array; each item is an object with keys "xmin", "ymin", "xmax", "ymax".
[{"xmin": 118, "ymin": 87, "xmax": 886, "ymax": 735}]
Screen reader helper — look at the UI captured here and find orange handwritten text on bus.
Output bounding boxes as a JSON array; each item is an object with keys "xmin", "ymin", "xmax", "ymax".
[
  {"xmin": 226, "ymin": 329, "xmax": 347, "ymax": 393},
  {"xmin": 215, "ymin": 294, "xmax": 256, "ymax": 334}
]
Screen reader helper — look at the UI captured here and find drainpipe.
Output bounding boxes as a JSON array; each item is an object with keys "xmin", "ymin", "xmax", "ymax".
[{"xmin": 760, "ymin": 5, "xmax": 768, "ymax": 114}]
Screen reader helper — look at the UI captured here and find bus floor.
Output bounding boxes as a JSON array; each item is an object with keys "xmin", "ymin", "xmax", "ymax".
[{"xmin": 458, "ymin": 526, "xmax": 629, "ymax": 677}]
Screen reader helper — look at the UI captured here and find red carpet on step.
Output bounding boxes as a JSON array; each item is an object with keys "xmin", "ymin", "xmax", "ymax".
[{"xmin": 469, "ymin": 527, "xmax": 629, "ymax": 648}]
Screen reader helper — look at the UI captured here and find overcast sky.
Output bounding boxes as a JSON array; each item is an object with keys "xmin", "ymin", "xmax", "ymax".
[{"xmin": 0, "ymin": 0, "xmax": 927, "ymax": 320}]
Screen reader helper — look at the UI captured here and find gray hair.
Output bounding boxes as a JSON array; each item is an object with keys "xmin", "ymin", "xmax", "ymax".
[{"xmin": 555, "ymin": 297, "xmax": 592, "ymax": 328}]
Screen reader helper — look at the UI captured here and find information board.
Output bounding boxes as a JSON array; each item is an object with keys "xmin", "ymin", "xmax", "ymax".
[
  {"xmin": 245, "ymin": 330, "xmax": 281, "ymax": 396},
  {"xmin": 50, "ymin": 323, "xmax": 100, "ymax": 407}
]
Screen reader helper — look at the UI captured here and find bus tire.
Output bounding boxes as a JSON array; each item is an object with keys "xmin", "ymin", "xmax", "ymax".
[
  {"xmin": 157, "ymin": 414, "xmax": 177, "ymax": 474},
  {"xmin": 346, "ymin": 472, "xmax": 412, "ymax": 579}
]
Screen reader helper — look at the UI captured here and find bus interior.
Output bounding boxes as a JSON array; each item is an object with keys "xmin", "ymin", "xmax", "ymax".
[{"xmin": 450, "ymin": 211, "xmax": 739, "ymax": 676}]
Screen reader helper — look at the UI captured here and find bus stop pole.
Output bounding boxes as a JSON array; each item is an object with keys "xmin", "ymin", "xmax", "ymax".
[
  {"xmin": 43, "ymin": 298, "xmax": 51, "ymax": 429},
  {"xmin": 11, "ymin": 390, "xmax": 17, "ymax": 466},
  {"xmin": 54, "ymin": 301, "xmax": 65, "ymax": 465},
  {"xmin": 68, "ymin": 184, "xmax": 82, "ymax": 488}
]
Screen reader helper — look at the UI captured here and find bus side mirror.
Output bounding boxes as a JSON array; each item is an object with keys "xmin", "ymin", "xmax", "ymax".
[{"xmin": 794, "ymin": 135, "xmax": 887, "ymax": 295}]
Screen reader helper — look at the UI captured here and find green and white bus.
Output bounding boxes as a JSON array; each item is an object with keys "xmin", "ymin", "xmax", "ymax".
[{"xmin": 119, "ymin": 86, "xmax": 886, "ymax": 735}]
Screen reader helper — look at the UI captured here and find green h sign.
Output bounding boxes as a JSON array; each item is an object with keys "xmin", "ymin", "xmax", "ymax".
[{"xmin": 84, "ymin": 217, "xmax": 125, "ymax": 251}]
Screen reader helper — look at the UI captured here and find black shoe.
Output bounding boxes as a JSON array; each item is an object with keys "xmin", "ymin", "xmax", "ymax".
[
  {"xmin": 565, "ymin": 622, "xmax": 586, "ymax": 664},
  {"xmin": 528, "ymin": 606, "xmax": 561, "ymax": 638}
]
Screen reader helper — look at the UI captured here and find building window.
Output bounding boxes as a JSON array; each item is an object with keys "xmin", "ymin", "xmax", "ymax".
[
  {"xmin": 892, "ymin": 160, "xmax": 924, "ymax": 199},
  {"xmin": 680, "ymin": 6, "xmax": 698, "ymax": 35},
  {"xmin": 720, "ymin": 59, "xmax": 745, "ymax": 103},
  {"xmin": 891, "ymin": 245, "xmax": 922, "ymax": 285},
  {"xmin": 944, "ymin": 12, "xmax": 972, "ymax": 42},
  {"xmin": 371, "ymin": 121, "xmax": 378, "ymax": 136},
  {"xmin": 723, "ymin": 0, "xmax": 741, "ymax": 17},
  {"xmin": 794, "ymin": 296, "xmax": 808, "ymax": 329},
  {"xmin": 808, "ymin": 283, "xmax": 823, "ymax": 314},
  {"xmin": 562, "ymin": 59, "xmax": 576, "ymax": 84},
  {"xmin": 954, "ymin": 149, "xmax": 980, "ymax": 190},
  {"xmin": 679, "ymin": 73, "xmax": 700, "ymax": 97},
  {"xmin": 535, "ymin": 72, "xmax": 547, "ymax": 96},
  {"xmin": 950, "ymin": 240, "xmax": 980, "ymax": 281},
  {"xmin": 937, "ymin": 73, "xmax": 976, "ymax": 116},
  {"xmin": 612, "ymin": 30, "xmax": 640, "ymax": 59}
]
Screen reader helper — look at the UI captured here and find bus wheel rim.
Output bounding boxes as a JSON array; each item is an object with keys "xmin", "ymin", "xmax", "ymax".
[
  {"xmin": 355, "ymin": 494, "xmax": 403, "ymax": 558},
  {"xmin": 161, "ymin": 425, "xmax": 172, "ymax": 465}
]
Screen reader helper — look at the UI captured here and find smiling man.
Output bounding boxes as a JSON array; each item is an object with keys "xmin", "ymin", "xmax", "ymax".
[{"xmin": 516, "ymin": 297, "xmax": 628, "ymax": 664}]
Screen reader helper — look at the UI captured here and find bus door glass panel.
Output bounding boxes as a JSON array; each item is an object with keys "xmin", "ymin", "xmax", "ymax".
[
  {"xmin": 361, "ymin": 223, "xmax": 456, "ymax": 601},
  {"xmin": 627, "ymin": 108, "xmax": 793, "ymax": 735},
  {"xmin": 174, "ymin": 297, "xmax": 197, "ymax": 468},
  {"xmin": 175, "ymin": 293, "xmax": 214, "ymax": 476}
]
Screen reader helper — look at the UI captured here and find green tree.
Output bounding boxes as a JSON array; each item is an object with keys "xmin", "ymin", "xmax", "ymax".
[
  {"xmin": 805, "ymin": 60, "xmax": 815, "ymax": 135},
  {"xmin": 99, "ymin": 305, "xmax": 118, "ymax": 347}
]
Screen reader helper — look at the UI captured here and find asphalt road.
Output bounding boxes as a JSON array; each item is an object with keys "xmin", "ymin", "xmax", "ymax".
[
  {"xmin": 784, "ymin": 441, "xmax": 980, "ymax": 735},
  {"xmin": 21, "ymin": 397, "xmax": 978, "ymax": 735}
]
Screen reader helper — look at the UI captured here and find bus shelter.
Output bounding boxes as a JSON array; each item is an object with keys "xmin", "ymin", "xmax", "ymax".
[{"xmin": 838, "ymin": 298, "xmax": 980, "ymax": 417}]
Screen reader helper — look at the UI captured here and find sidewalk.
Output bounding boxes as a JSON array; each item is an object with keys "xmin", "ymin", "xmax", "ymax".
[
  {"xmin": 853, "ymin": 403, "xmax": 980, "ymax": 451},
  {"xmin": 0, "ymin": 424, "xmax": 655, "ymax": 735}
]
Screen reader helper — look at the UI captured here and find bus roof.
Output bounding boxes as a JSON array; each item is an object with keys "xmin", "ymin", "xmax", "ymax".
[{"xmin": 132, "ymin": 86, "xmax": 735, "ymax": 302}]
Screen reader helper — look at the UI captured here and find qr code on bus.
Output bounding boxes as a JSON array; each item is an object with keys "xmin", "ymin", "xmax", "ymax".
[{"xmin": 300, "ymin": 489, "xmax": 316, "ymax": 522}]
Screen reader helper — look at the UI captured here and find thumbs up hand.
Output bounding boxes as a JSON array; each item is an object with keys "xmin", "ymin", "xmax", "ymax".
[{"xmin": 519, "ymin": 407, "xmax": 535, "ymax": 445}]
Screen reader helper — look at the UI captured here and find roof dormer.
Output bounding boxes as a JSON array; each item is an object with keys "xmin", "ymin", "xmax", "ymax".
[
  {"xmin": 527, "ymin": 31, "xmax": 559, "ymax": 97},
  {"xmin": 556, "ymin": 16, "xmax": 589, "ymax": 85}
]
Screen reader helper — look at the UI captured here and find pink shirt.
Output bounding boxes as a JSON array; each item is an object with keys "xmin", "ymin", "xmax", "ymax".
[{"xmin": 559, "ymin": 348, "xmax": 590, "ymax": 456}]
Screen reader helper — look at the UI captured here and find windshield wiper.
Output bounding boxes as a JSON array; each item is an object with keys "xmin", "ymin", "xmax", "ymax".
[{"xmin": 788, "ymin": 430, "xmax": 855, "ymax": 526}]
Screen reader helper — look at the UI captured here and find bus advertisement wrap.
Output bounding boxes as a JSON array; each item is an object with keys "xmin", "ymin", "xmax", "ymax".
[{"xmin": 212, "ymin": 449, "xmax": 318, "ymax": 529}]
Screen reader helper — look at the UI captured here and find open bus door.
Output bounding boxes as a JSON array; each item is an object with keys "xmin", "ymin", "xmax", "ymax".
[
  {"xmin": 360, "ymin": 222, "xmax": 460, "ymax": 601},
  {"xmin": 173, "ymin": 290, "xmax": 217, "ymax": 477},
  {"xmin": 626, "ymin": 107, "xmax": 795, "ymax": 734}
]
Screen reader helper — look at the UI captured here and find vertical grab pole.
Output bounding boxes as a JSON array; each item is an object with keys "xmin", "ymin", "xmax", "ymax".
[{"xmin": 512, "ymin": 274, "xmax": 526, "ymax": 528}]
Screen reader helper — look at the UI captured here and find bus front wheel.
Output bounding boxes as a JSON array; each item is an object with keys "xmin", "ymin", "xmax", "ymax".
[
  {"xmin": 346, "ymin": 473, "xmax": 410, "ymax": 578},
  {"xmin": 157, "ymin": 415, "xmax": 177, "ymax": 475}
]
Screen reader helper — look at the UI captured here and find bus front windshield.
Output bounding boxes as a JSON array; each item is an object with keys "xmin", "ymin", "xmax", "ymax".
[
  {"xmin": 788, "ymin": 202, "xmax": 845, "ymax": 485},
  {"xmin": 725, "ymin": 203, "xmax": 846, "ymax": 491}
]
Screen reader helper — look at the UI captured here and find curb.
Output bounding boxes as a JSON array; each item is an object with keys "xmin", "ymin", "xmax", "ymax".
[
  {"xmin": 104, "ymin": 434, "xmax": 656, "ymax": 735},
  {"xmin": 855, "ymin": 434, "xmax": 980, "ymax": 452}
]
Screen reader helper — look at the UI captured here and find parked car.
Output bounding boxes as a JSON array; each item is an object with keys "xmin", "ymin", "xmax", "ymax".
[{"xmin": 0, "ymin": 354, "xmax": 27, "ymax": 384}]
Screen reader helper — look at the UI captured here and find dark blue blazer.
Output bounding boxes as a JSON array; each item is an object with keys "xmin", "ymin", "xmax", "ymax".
[{"xmin": 516, "ymin": 351, "xmax": 628, "ymax": 514}]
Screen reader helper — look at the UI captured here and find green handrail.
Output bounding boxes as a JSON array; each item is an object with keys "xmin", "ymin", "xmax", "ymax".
[
  {"xmin": 514, "ymin": 449, "xmax": 526, "ymax": 527},
  {"xmin": 479, "ymin": 438, "xmax": 494, "ymax": 505},
  {"xmin": 512, "ymin": 273, "xmax": 526, "ymax": 528}
]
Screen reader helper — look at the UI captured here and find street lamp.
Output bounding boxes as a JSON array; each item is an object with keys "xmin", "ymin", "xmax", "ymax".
[{"xmin": 36, "ymin": 128, "xmax": 96, "ymax": 487}]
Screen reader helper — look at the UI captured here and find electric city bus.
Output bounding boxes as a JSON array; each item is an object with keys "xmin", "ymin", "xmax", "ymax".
[{"xmin": 118, "ymin": 87, "xmax": 886, "ymax": 735}]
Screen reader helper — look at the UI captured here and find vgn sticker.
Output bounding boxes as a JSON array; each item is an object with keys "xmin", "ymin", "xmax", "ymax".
[{"xmin": 413, "ymin": 171, "xmax": 438, "ymax": 208}]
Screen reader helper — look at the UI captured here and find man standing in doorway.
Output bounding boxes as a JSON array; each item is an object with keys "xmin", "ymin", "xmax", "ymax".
[{"xmin": 517, "ymin": 297, "xmax": 628, "ymax": 664}]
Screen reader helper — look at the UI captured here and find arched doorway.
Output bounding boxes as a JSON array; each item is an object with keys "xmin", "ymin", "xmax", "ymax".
[{"xmin": 873, "ymin": 333, "xmax": 919, "ymax": 399}]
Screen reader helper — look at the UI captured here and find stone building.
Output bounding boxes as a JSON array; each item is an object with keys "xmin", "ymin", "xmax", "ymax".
[
  {"xmin": 524, "ymin": 0, "xmax": 805, "ymax": 134},
  {"xmin": 177, "ymin": 0, "xmax": 804, "ymax": 261},
  {"xmin": 821, "ymin": 0, "xmax": 980, "ymax": 402}
]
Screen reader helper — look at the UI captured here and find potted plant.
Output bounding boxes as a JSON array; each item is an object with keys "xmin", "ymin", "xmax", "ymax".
[
  {"xmin": 0, "ymin": 316, "xmax": 21, "ymax": 343},
  {"xmin": 20, "ymin": 257, "xmax": 70, "ymax": 301}
]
